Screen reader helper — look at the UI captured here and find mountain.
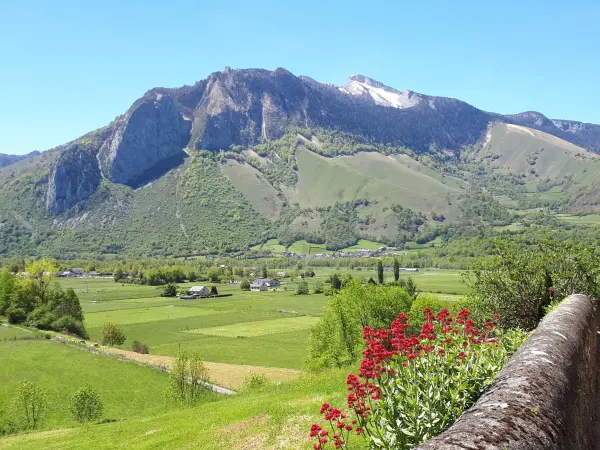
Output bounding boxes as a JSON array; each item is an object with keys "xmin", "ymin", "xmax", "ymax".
[
  {"xmin": 1, "ymin": 67, "xmax": 599, "ymax": 258},
  {"xmin": 0, "ymin": 151, "xmax": 40, "ymax": 168}
]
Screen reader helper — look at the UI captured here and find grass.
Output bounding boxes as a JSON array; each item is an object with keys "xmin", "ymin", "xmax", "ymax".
[
  {"xmin": 0, "ymin": 367, "xmax": 361, "ymax": 450},
  {"xmin": 556, "ymin": 213, "xmax": 600, "ymax": 225},
  {"xmin": 341, "ymin": 239, "xmax": 386, "ymax": 252},
  {"xmin": 0, "ymin": 340, "xmax": 202, "ymax": 431},
  {"xmin": 185, "ymin": 316, "xmax": 320, "ymax": 338},
  {"xmin": 84, "ymin": 305, "xmax": 226, "ymax": 328},
  {"xmin": 0, "ymin": 325, "xmax": 34, "ymax": 340},
  {"xmin": 250, "ymin": 239, "xmax": 287, "ymax": 254},
  {"xmin": 286, "ymin": 240, "xmax": 332, "ymax": 255}
]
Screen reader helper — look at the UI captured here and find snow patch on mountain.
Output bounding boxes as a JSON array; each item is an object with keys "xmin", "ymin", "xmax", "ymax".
[{"xmin": 340, "ymin": 75, "xmax": 423, "ymax": 109}]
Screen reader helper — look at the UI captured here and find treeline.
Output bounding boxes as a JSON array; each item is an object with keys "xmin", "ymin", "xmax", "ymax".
[{"xmin": 0, "ymin": 259, "xmax": 87, "ymax": 338}]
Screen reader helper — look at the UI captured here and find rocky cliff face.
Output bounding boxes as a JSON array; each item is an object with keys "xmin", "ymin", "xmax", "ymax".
[
  {"xmin": 46, "ymin": 144, "xmax": 102, "ymax": 214},
  {"xmin": 98, "ymin": 94, "xmax": 192, "ymax": 187}
]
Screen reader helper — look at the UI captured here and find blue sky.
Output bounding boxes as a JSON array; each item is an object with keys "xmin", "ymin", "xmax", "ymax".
[{"xmin": 1, "ymin": 0, "xmax": 598, "ymax": 154}]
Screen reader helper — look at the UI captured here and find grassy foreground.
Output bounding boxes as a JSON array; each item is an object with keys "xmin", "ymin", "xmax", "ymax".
[
  {"xmin": 0, "ymin": 368, "xmax": 359, "ymax": 450},
  {"xmin": 0, "ymin": 340, "xmax": 192, "ymax": 431}
]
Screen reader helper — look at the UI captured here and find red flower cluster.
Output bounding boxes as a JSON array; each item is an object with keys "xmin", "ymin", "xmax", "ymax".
[{"xmin": 309, "ymin": 308, "xmax": 501, "ymax": 449}]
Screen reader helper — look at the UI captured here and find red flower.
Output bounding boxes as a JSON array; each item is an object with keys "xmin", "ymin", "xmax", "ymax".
[{"xmin": 459, "ymin": 351, "xmax": 466, "ymax": 360}]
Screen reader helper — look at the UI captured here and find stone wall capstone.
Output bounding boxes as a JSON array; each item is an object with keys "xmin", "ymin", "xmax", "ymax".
[{"xmin": 414, "ymin": 294, "xmax": 599, "ymax": 450}]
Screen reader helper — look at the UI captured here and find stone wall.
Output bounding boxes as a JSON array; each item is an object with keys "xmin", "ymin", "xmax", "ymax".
[{"xmin": 415, "ymin": 294, "xmax": 599, "ymax": 450}]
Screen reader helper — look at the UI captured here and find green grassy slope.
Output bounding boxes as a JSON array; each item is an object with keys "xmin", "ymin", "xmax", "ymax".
[
  {"xmin": 293, "ymin": 148, "xmax": 460, "ymax": 214},
  {"xmin": 220, "ymin": 161, "xmax": 283, "ymax": 219},
  {"xmin": 483, "ymin": 122, "xmax": 599, "ymax": 186},
  {"xmin": 0, "ymin": 368, "xmax": 357, "ymax": 450},
  {"xmin": 0, "ymin": 340, "xmax": 183, "ymax": 430}
]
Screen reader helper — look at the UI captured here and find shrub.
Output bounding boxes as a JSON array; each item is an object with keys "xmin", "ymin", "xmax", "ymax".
[
  {"xmin": 100, "ymin": 323, "xmax": 126, "ymax": 346},
  {"xmin": 241, "ymin": 373, "xmax": 270, "ymax": 392},
  {"xmin": 12, "ymin": 381, "xmax": 47, "ymax": 430},
  {"xmin": 465, "ymin": 237, "xmax": 600, "ymax": 329},
  {"xmin": 162, "ymin": 283, "xmax": 177, "ymax": 297},
  {"xmin": 296, "ymin": 280, "xmax": 309, "ymax": 295},
  {"xmin": 313, "ymin": 280, "xmax": 324, "ymax": 294},
  {"xmin": 168, "ymin": 350, "xmax": 210, "ymax": 405},
  {"xmin": 309, "ymin": 308, "xmax": 527, "ymax": 449},
  {"xmin": 70, "ymin": 386, "xmax": 103, "ymax": 423},
  {"xmin": 131, "ymin": 340, "xmax": 150, "ymax": 354},
  {"xmin": 210, "ymin": 285, "xmax": 218, "ymax": 296},
  {"xmin": 240, "ymin": 279, "xmax": 250, "ymax": 291},
  {"xmin": 51, "ymin": 316, "xmax": 88, "ymax": 339},
  {"xmin": 6, "ymin": 307, "xmax": 26, "ymax": 324}
]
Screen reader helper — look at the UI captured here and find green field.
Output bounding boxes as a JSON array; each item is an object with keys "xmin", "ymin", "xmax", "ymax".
[
  {"xmin": 0, "ymin": 340, "xmax": 196, "ymax": 431},
  {"xmin": 556, "ymin": 213, "xmax": 600, "ymax": 225},
  {"xmin": 0, "ymin": 368, "xmax": 356, "ymax": 450},
  {"xmin": 0, "ymin": 325, "xmax": 34, "ymax": 340},
  {"xmin": 186, "ymin": 316, "xmax": 320, "ymax": 338}
]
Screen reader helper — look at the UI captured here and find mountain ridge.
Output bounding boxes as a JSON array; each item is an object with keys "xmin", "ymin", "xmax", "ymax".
[{"xmin": 2, "ymin": 67, "xmax": 600, "ymax": 258}]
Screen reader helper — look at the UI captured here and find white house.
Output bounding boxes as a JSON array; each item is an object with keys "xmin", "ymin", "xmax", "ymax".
[
  {"xmin": 250, "ymin": 279, "xmax": 269, "ymax": 292},
  {"xmin": 188, "ymin": 286, "xmax": 210, "ymax": 297}
]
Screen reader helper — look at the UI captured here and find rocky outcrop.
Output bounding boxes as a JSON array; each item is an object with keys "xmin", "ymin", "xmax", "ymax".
[
  {"xmin": 98, "ymin": 93, "xmax": 191, "ymax": 187},
  {"xmin": 46, "ymin": 144, "xmax": 102, "ymax": 214}
]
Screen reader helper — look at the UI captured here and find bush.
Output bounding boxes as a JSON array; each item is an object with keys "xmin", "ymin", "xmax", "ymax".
[
  {"xmin": 306, "ymin": 280, "xmax": 414, "ymax": 370},
  {"xmin": 313, "ymin": 280, "xmax": 324, "ymax": 294},
  {"xmin": 12, "ymin": 381, "xmax": 47, "ymax": 430},
  {"xmin": 241, "ymin": 373, "xmax": 270, "ymax": 392},
  {"xmin": 51, "ymin": 316, "xmax": 88, "ymax": 339},
  {"xmin": 6, "ymin": 307, "xmax": 26, "ymax": 324},
  {"xmin": 131, "ymin": 340, "xmax": 150, "ymax": 354},
  {"xmin": 162, "ymin": 283, "xmax": 177, "ymax": 297},
  {"xmin": 309, "ymin": 308, "xmax": 527, "ymax": 449},
  {"xmin": 100, "ymin": 323, "xmax": 126, "ymax": 346},
  {"xmin": 465, "ymin": 238, "xmax": 600, "ymax": 330},
  {"xmin": 210, "ymin": 285, "xmax": 218, "ymax": 296},
  {"xmin": 240, "ymin": 279, "xmax": 250, "ymax": 291},
  {"xmin": 168, "ymin": 350, "xmax": 210, "ymax": 405},
  {"xmin": 70, "ymin": 386, "xmax": 103, "ymax": 423},
  {"xmin": 296, "ymin": 280, "xmax": 309, "ymax": 295}
]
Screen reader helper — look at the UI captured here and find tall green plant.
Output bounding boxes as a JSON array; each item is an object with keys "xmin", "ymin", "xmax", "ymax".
[{"xmin": 12, "ymin": 381, "xmax": 47, "ymax": 430}]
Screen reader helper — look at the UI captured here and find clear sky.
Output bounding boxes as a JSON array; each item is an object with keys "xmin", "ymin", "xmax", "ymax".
[{"xmin": 1, "ymin": 0, "xmax": 598, "ymax": 154}]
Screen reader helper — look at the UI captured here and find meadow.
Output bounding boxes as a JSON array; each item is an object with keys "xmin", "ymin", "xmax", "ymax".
[
  {"xmin": 56, "ymin": 268, "xmax": 467, "ymax": 371},
  {"xmin": 0, "ymin": 339, "xmax": 200, "ymax": 431}
]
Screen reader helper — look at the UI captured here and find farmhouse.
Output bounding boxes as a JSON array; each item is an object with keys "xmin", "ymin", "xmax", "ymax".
[
  {"xmin": 250, "ymin": 279, "xmax": 269, "ymax": 292},
  {"xmin": 188, "ymin": 286, "xmax": 210, "ymax": 297}
]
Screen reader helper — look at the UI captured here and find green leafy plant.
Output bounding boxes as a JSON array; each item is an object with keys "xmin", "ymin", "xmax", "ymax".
[
  {"xmin": 100, "ymin": 323, "xmax": 126, "ymax": 346},
  {"xmin": 12, "ymin": 381, "xmax": 47, "ymax": 430},
  {"xmin": 69, "ymin": 385, "xmax": 103, "ymax": 423},
  {"xmin": 168, "ymin": 350, "xmax": 210, "ymax": 405},
  {"xmin": 310, "ymin": 308, "xmax": 527, "ymax": 449}
]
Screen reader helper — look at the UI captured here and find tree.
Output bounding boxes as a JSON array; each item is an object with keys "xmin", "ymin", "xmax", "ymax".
[
  {"xmin": 100, "ymin": 323, "xmax": 126, "ymax": 346},
  {"xmin": 163, "ymin": 283, "xmax": 177, "ymax": 297},
  {"xmin": 307, "ymin": 281, "xmax": 414, "ymax": 370},
  {"xmin": 0, "ymin": 268, "xmax": 15, "ymax": 315},
  {"xmin": 261, "ymin": 267, "xmax": 268, "ymax": 278},
  {"xmin": 12, "ymin": 381, "xmax": 47, "ymax": 430},
  {"xmin": 70, "ymin": 386, "xmax": 103, "ymax": 423},
  {"xmin": 210, "ymin": 285, "xmax": 218, "ymax": 296},
  {"xmin": 24, "ymin": 259, "xmax": 58, "ymax": 301},
  {"xmin": 393, "ymin": 258, "xmax": 400, "ymax": 283},
  {"xmin": 405, "ymin": 277, "xmax": 418, "ymax": 300},
  {"xmin": 330, "ymin": 273, "xmax": 342, "ymax": 291},
  {"xmin": 240, "ymin": 279, "xmax": 251, "ymax": 291},
  {"xmin": 313, "ymin": 280, "xmax": 324, "ymax": 294},
  {"xmin": 169, "ymin": 350, "xmax": 209, "ymax": 404},
  {"xmin": 296, "ymin": 280, "xmax": 309, "ymax": 295},
  {"xmin": 53, "ymin": 288, "xmax": 84, "ymax": 322},
  {"xmin": 377, "ymin": 260, "xmax": 384, "ymax": 284}
]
